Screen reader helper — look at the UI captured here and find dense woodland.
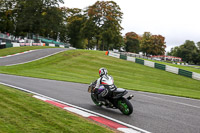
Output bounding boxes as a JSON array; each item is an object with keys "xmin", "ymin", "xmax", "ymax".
[{"xmin": 0, "ymin": 0, "xmax": 200, "ymax": 64}]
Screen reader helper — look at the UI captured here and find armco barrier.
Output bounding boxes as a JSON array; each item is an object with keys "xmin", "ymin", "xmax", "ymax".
[
  {"xmin": 144, "ymin": 60, "xmax": 155, "ymax": 68},
  {"xmin": 127, "ymin": 56, "xmax": 135, "ymax": 62},
  {"xmin": 55, "ymin": 44, "xmax": 60, "ymax": 47},
  {"xmin": 6, "ymin": 43, "xmax": 13, "ymax": 48},
  {"xmin": 166, "ymin": 65, "xmax": 179, "ymax": 74},
  {"xmin": 155, "ymin": 63, "xmax": 166, "ymax": 70},
  {"xmin": 49, "ymin": 43, "xmax": 55, "ymax": 47},
  {"xmin": 136, "ymin": 58, "xmax": 144, "ymax": 65},
  {"xmin": 107, "ymin": 51, "xmax": 200, "ymax": 81},
  {"xmin": 12, "ymin": 43, "xmax": 20, "ymax": 47},
  {"xmin": 192, "ymin": 72, "xmax": 200, "ymax": 80},
  {"xmin": 120, "ymin": 54, "xmax": 127, "ymax": 60},
  {"xmin": 108, "ymin": 52, "xmax": 120, "ymax": 58},
  {"xmin": 178, "ymin": 69, "xmax": 192, "ymax": 78}
]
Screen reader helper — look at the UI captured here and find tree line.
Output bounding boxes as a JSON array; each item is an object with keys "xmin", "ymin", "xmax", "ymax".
[
  {"xmin": 124, "ymin": 32, "xmax": 166, "ymax": 56},
  {"xmin": 167, "ymin": 41, "xmax": 200, "ymax": 64},
  {"xmin": 0, "ymin": 0, "xmax": 167, "ymax": 55}
]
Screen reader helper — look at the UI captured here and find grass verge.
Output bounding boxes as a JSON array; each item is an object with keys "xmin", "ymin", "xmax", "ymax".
[
  {"xmin": 0, "ymin": 50, "xmax": 199, "ymax": 99},
  {"xmin": 0, "ymin": 46, "xmax": 54, "ymax": 57},
  {"xmin": 0, "ymin": 84, "xmax": 113, "ymax": 133}
]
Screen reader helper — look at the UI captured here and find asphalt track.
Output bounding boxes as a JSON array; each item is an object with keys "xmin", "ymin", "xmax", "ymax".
[
  {"xmin": 0, "ymin": 74, "xmax": 199, "ymax": 133},
  {"xmin": 0, "ymin": 49, "xmax": 200, "ymax": 133},
  {"xmin": 0, "ymin": 48, "xmax": 68, "ymax": 66}
]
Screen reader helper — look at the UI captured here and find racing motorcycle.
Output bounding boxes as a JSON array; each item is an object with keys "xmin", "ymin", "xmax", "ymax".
[{"xmin": 88, "ymin": 80, "xmax": 134, "ymax": 115}]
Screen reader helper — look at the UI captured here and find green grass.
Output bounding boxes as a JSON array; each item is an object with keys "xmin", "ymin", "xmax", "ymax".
[
  {"xmin": 0, "ymin": 84, "xmax": 113, "ymax": 133},
  {"xmin": 0, "ymin": 50, "xmax": 200, "ymax": 99},
  {"xmin": 0, "ymin": 46, "xmax": 54, "ymax": 57},
  {"xmin": 140, "ymin": 58, "xmax": 200, "ymax": 74}
]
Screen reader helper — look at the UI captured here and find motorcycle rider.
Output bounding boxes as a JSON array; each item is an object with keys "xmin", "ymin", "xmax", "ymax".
[{"xmin": 94, "ymin": 68, "xmax": 114, "ymax": 105}]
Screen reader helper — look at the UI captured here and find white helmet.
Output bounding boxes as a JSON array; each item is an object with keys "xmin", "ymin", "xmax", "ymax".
[{"xmin": 99, "ymin": 68, "xmax": 108, "ymax": 77}]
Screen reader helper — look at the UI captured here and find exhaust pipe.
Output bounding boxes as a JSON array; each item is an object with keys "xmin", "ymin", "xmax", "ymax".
[{"xmin": 127, "ymin": 95, "xmax": 134, "ymax": 100}]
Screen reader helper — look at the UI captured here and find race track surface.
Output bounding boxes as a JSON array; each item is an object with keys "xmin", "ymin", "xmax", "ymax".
[
  {"xmin": 0, "ymin": 48, "xmax": 68, "ymax": 66},
  {"xmin": 0, "ymin": 74, "xmax": 199, "ymax": 133}
]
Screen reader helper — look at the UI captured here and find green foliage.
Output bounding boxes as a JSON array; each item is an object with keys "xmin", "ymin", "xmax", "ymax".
[
  {"xmin": 140, "ymin": 32, "xmax": 166, "ymax": 55},
  {"xmin": 125, "ymin": 32, "xmax": 140, "ymax": 53},
  {"xmin": 0, "ymin": 0, "xmax": 124, "ymax": 50},
  {"xmin": 0, "ymin": 0, "xmax": 16, "ymax": 34},
  {"xmin": 0, "ymin": 0, "xmax": 66, "ymax": 41},
  {"xmin": 84, "ymin": 1, "xmax": 124, "ymax": 50},
  {"xmin": 65, "ymin": 8, "xmax": 86, "ymax": 48},
  {"xmin": 168, "ymin": 40, "xmax": 200, "ymax": 64}
]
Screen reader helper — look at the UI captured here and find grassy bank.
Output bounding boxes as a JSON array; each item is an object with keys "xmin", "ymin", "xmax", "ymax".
[
  {"xmin": 0, "ymin": 50, "xmax": 199, "ymax": 99},
  {"xmin": 0, "ymin": 84, "xmax": 113, "ymax": 133},
  {"xmin": 0, "ymin": 46, "xmax": 54, "ymax": 57}
]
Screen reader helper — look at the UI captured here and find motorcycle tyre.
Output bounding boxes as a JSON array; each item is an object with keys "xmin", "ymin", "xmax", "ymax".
[
  {"xmin": 118, "ymin": 97, "xmax": 133, "ymax": 115},
  {"xmin": 91, "ymin": 93, "xmax": 102, "ymax": 107}
]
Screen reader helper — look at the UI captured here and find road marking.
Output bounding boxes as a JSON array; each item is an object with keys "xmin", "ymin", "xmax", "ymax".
[
  {"xmin": 5, "ymin": 49, "xmax": 68, "ymax": 66},
  {"xmin": 138, "ymin": 93, "xmax": 200, "ymax": 109},
  {"xmin": 0, "ymin": 50, "xmax": 35, "ymax": 59},
  {"xmin": 0, "ymin": 81, "xmax": 151, "ymax": 133},
  {"xmin": 137, "ymin": 91, "xmax": 200, "ymax": 101}
]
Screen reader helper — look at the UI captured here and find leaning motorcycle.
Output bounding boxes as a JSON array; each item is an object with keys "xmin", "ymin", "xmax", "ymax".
[{"xmin": 88, "ymin": 80, "xmax": 133, "ymax": 115}]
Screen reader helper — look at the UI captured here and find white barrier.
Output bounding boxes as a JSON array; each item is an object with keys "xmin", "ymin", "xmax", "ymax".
[
  {"xmin": 59, "ymin": 45, "xmax": 64, "ymax": 48},
  {"xmin": 144, "ymin": 60, "xmax": 155, "ymax": 68},
  {"xmin": 192, "ymin": 72, "xmax": 200, "ymax": 80},
  {"xmin": 49, "ymin": 43, "xmax": 55, "ymax": 47},
  {"xmin": 32, "ymin": 43, "xmax": 42, "ymax": 46},
  {"xmin": 109, "ymin": 52, "xmax": 120, "ymax": 58},
  {"xmin": 127, "ymin": 56, "xmax": 135, "ymax": 62},
  {"xmin": 12, "ymin": 43, "xmax": 20, "ymax": 47},
  {"xmin": 166, "ymin": 65, "xmax": 179, "ymax": 74}
]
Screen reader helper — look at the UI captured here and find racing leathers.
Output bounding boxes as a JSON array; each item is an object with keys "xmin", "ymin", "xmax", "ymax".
[{"xmin": 94, "ymin": 74, "xmax": 114, "ymax": 101}]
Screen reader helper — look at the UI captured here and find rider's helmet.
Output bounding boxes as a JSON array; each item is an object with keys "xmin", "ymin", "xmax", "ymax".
[{"xmin": 99, "ymin": 68, "xmax": 108, "ymax": 77}]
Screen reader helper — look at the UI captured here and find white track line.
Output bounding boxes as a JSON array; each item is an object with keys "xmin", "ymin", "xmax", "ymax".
[
  {"xmin": 6, "ymin": 49, "xmax": 67, "ymax": 66},
  {"xmin": 0, "ymin": 81, "xmax": 151, "ymax": 133},
  {"xmin": 138, "ymin": 93, "xmax": 200, "ymax": 109},
  {"xmin": 0, "ymin": 50, "xmax": 35, "ymax": 59}
]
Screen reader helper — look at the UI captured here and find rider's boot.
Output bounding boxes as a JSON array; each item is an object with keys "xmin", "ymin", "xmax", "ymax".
[
  {"xmin": 98, "ymin": 95, "xmax": 109, "ymax": 106},
  {"xmin": 94, "ymin": 88, "xmax": 99, "ymax": 100}
]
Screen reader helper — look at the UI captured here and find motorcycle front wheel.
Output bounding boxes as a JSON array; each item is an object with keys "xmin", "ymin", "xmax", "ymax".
[
  {"xmin": 91, "ymin": 93, "xmax": 102, "ymax": 107},
  {"xmin": 118, "ymin": 97, "xmax": 133, "ymax": 115}
]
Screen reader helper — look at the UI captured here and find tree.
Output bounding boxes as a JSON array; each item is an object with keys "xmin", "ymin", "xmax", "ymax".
[
  {"xmin": 81, "ymin": 14, "xmax": 97, "ymax": 49},
  {"xmin": 197, "ymin": 41, "xmax": 200, "ymax": 50},
  {"xmin": 0, "ymin": 0, "xmax": 16, "ymax": 34},
  {"xmin": 140, "ymin": 32, "xmax": 152, "ymax": 55},
  {"xmin": 125, "ymin": 32, "xmax": 140, "ymax": 53},
  {"xmin": 140, "ymin": 32, "xmax": 166, "ymax": 55},
  {"xmin": 150, "ymin": 35, "xmax": 166, "ymax": 55},
  {"xmin": 168, "ymin": 40, "xmax": 200, "ymax": 64},
  {"xmin": 15, "ymin": 0, "xmax": 64, "ymax": 38},
  {"xmin": 167, "ymin": 46, "xmax": 180, "ymax": 57},
  {"xmin": 86, "ymin": 1, "xmax": 123, "ymax": 50},
  {"xmin": 65, "ymin": 8, "xmax": 86, "ymax": 48}
]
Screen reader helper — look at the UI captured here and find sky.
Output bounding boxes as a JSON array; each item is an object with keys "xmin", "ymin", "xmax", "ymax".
[{"xmin": 61, "ymin": 0, "xmax": 200, "ymax": 52}]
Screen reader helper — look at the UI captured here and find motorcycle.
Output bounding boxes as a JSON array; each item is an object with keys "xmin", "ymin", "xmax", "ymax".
[{"xmin": 88, "ymin": 80, "xmax": 134, "ymax": 115}]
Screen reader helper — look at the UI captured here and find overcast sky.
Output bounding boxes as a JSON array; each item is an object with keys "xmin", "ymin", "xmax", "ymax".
[{"xmin": 61, "ymin": 0, "xmax": 200, "ymax": 52}]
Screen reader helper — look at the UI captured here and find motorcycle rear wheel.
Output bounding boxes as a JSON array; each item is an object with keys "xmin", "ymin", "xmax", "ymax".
[
  {"xmin": 118, "ymin": 97, "xmax": 133, "ymax": 115},
  {"xmin": 91, "ymin": 94, "xmax": 102, "ymax": 107}
]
